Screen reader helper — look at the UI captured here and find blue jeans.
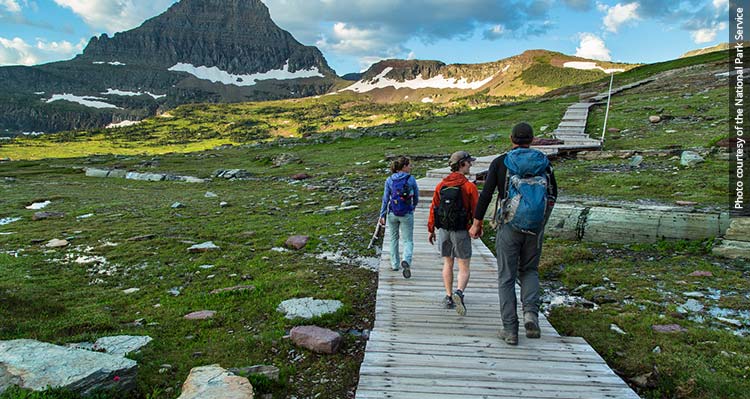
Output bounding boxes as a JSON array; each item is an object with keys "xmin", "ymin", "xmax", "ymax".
[{"xmin": 387, "ymin": 212, "xmax": 414, "ymax": 270}]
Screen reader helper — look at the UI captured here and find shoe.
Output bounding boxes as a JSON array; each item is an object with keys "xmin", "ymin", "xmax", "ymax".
[
  {"xmin": 452, "ymin": 289, "xmax": 466, "ymax": 316},
  {"xmin": 524, "ymin": 312, "xmax": 541, "ymax": 338},
  {"xmin": 499, "ymin": 329, "xmax": 519, "ymax": 345},
  {"xmin": 401, "ymin": 260, "xmax": 411, "ymax": 279},
  {"xmin": 442, "ymin": 295, "xmax": 455, "ymax": 309}
]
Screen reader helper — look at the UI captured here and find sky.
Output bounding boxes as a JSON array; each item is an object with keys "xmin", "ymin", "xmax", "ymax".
[{"xmin": 0, "ymin": 0, "xmax": 730, "ymax": 74}]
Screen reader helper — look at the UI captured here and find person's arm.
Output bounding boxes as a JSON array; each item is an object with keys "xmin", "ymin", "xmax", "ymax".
[
  {"xmin": 427, "ymin": 182, "xmax": 442, "ymax": 244},
  {"xmin": 379, "ymin": 177, "xmax": 390, "ymax": 224},
  {"xmin": 410, "ymin": 175, "xmax": 419, "ymax": 210},
  {"xmin": 470, "ymin": 156, "xmax": 504, "ymax": 237}
]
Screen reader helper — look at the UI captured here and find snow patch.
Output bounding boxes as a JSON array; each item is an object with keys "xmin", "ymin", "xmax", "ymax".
[
  {"xmin": 102, "ymin": 88, "xmax": 165, "ymax": 99},
  {"xmin": 421, "ymin": 97, "xmax": 434, "ymax": 103},
  {"xmin": 22, "ymin": 132, "xmax": 44, "ymax": 136},
  {"xmin": 342, "ymin": 67, "xmax": 494, "ymax": 93},
  {"xmin": 312, "ymin": 251, "xmax": 380, "ymax": 271},
  {"xmin": 47, "ymin": 94, "xmax": 119, "ymax": 109},
  {"xmin": 563, "ymin": 61, "xmax": 625, "ymax": 74},
  {"xmin": 25, "ymin": 201, "xmax": 51, "ymax": 210},
  {"xmin": 106, "ymin": 120, "xmax": 141, "ymax": 129},
  {"xmin": 502, "ymin": 64, "xmax": 510, "ymax": 72},
  {"xmin": 93, "ymin": 61, "xmax": 126, "ymax": 66},
  {"xmin": 34, "ymin": 91, "xmax": 45, "ymax": 95},
  {"xmin": 0, "ymin": 217, "xmax": 21, "ymax": 226},
  {"xmin": 168, "ymin": 60, "xmax": 324, "ymax": 86}
]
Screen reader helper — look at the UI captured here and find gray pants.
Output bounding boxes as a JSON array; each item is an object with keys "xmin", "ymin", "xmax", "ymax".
[{"xmin": 495, "ymin": 224, "xmax": 543, "ymax": 330}]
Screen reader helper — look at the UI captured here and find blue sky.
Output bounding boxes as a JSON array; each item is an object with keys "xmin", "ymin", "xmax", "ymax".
[{"xmin": 0, "ymin": 0, "xmax": 730, "ymax": 74}]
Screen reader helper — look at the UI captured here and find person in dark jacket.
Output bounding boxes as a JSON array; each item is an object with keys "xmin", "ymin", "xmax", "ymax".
[{"xmin": 470, "ymin": 122, "xmax": 557, "ymax": 345}]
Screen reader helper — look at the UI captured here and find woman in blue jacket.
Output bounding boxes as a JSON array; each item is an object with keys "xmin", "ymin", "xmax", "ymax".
[{"xmin": 379, "ymin": 156, "xmax": 419, "ymax": 278}]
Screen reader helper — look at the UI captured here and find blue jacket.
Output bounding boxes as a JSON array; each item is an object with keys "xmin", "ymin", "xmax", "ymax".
[{"xmin": 379, "ymin": 172, "xmax": 419, "ymax": 218}]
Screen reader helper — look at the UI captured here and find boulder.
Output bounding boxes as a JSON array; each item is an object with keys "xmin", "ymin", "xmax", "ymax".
[
  {"xmin": 188, "ymin": 241, "xmax": 220, "ymax": 253},
  {"xmin": 628, "ymin": 155, "xmax": 643, "ymax": 168},
  {"xmin": 107, "ymin": 169, "xmax": 127, "ymax": 178},
  {"xmin": 184, "ymin": 310, "xmax": 216, "ymax": 320},
  {"xmin": 680, "ymin": 151, "xmax": 704, "ymax": 167},
  {"xmin": 177, "ymin": 364, "xmax": 254, "ymax": 399},
  {"xmin": 648, "ymin": 115, "xmax": 661, "ymax": 123},
  {"xmin": 85, "ymin": 168, "xmax": 110, "ymax": 178},
  {"xmin": 70, "ymin": 336, "xmax": 152, "ymax": 357},
  {"xmin": 285, "ymin": 235, "xmax": 309, "ymax": 250},
  {"xmin": 291, "ymin": 173, "xmax": 311, "ymax": 180},
  {"xmin": 171, "ymin": 202, "xmax": 186, "ymax": 209},
  {"xmin": 205, "ymin": 192, "xmax": 218, "ymax": 198},
  {"xmin": 228, "ymin": 365, "xmax": 279, "ymax": 381},
  {"xmin": 0, "ymin": 339, "xmax": 136, "ymax": 395},
  {"xmin": 32, "ymin": 211, "xmax": 65, "ymax": 221},
  {"xmin": 45, "ymin": 238, "xmax": 69, "ymax": 248},
  {"xmin": 277, "ymin": 297, "xmax": 342, "ymax": 320},
  {"xmin": 652, "ymin": 324, "xmax": 688, "ymax": 333},
  {"xmin": 290, "ymin": 326, "xmax": 342, "ymax": 354}
]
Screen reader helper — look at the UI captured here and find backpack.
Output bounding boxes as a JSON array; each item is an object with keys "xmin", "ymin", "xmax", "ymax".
[
  {"xmin": 435, "ymin": 184, "xmax": 468, "ymax": 231},
  {"xmin": 389, "ymin": 175, "xmax": 413, "ymax": 216},
  {"xmin": 501, "ymin": 148, "xmax": 550, "ymax": 235}
]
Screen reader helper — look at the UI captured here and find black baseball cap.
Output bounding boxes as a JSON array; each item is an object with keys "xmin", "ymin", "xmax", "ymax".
[{"xmin": 511, "ymin": 122, "xmax": 534, "ymax": 144}]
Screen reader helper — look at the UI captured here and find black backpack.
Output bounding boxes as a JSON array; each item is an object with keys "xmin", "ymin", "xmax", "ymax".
[{"xmin": 435, "ymin": 184, "xmax": 467, "ymax": 231}]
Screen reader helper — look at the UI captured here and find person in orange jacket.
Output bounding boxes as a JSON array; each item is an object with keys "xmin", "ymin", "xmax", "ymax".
[{"xmin": 428, "ymin": 150, "xmax": 479, "ymax": 316}]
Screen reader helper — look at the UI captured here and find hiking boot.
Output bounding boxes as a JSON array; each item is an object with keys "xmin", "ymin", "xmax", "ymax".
[
  {"xmin": 524, "ymin": 312, "xmax": 541, "ymax": 339},
  {"xmin": 401, "ymin": 260, "xmax": 411, "ymax": 279},
  {"xmin": 452, "ymin": 289, "xmax": 466, "ymax": 316},
  {"xmin": 442, "ymin": 295, "xmax": 455, "ymax": 309},
  {"xmin": 499, "ymin": 328, "xmax": 519, "ymax": 346}
]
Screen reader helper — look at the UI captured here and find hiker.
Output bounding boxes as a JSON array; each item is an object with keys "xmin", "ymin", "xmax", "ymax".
[
  {"xmin": 469, "ymin": 122, "xmax": 557, "ymax": 345},
  {"xmin": 379, "ymin": 156, "xmax": 419, "ymax": 278},
  {"xmin": 428, "ymin": 151, "xmax": 479, "ymax": 315}
]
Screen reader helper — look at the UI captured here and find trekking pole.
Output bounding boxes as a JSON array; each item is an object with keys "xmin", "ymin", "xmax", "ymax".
[
  {"xmin": 600, "ymin": 71, "xmax": 614, "ymax": 147},
  {"xmin": 368, "ymin": 201, "xmax": 390, "ymax": 250}
]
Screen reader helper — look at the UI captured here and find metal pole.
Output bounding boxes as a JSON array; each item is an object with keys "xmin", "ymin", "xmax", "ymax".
[{"xmin": 600, "ymin": 72, "xmax": 614, "ymax": 145}]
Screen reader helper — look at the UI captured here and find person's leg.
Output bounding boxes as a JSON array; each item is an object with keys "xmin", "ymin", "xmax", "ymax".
[
  {"xmin": 387, "ymin": 214, "xmax": 400, "ymax": 270},
  {"xmin": 519, "ymin": 231, "xmax": 544, "ymax": 337},
  {"xmin": 496, "ymin": 225, "xmax": 522, "ymax": 332},
  {"xmin": 456, "ymin": 258, "xmax": 470, "ymax": 292},
  {"xmin": 442, "ymin": 256, "xmax": 454, "ymax": 297},
  {"xmin": 454, "ymin": 230, "xmax": 472, "ymax": 292},
  {"xmin": 400, "ymin": 213, "xmax": 414, "ymax": 278}
]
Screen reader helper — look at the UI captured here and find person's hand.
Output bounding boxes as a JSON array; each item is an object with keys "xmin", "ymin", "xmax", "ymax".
[
  {"xmin": 469, "ymin": 219, "xmax": 483, "ymax": 239},
  {"xmin": 378, "ymin": 217, "xmax": 386, "ymax": 226},
  {"xmin": 428, "ymin": 231, "xmax": 436, "ymax": 245}
]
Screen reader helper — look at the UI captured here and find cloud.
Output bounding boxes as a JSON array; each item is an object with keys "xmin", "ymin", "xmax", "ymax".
[
  {"xmin": 574, "ymin": 32, "xmax": 611, "ymax": 61},
  {"xmin": 262, "ymin": 0, "xmax": 555, "ymax": 60},
  {"xmin": 0, "ymin": 0, "xmax": 21, "ymax": 13},
  {"xmin": 52, "ymin": 0, "xmax": 176, "ymax": 34},
  {"xmin": 602, "ymin": 2, "xmax": 640, "ymax": 33},
  {"xmin": 483, "ymin": 25, "xmax": 506, "ymax": 40},
  {"xmin": 0, "ymin": 36, "xmax": 85, "ymax": 66},
  {"xmin": 562, "ymin": 0, "xmax": 593, "ymax": 11},
  {"xmin": 691, "ymin": 22, "xmax": 727, "ymax": 43}
]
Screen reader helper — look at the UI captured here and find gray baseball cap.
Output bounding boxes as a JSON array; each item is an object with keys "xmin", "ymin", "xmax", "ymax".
[{"xmin": 449, "ymin": 150, "xmax": 476, "ymax": 166}]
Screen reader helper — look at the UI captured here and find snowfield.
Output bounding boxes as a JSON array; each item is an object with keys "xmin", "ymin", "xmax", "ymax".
[
  {"xmin": 563, "ymin": 61, "xmax": 625, "ymax": 74},
  {"xmin": 46, "ymin": 94, "xmax": 119, "ymax": 109},
  {"xmin": 103, "ymin": 88, "xmax": 166, "ymax": 99},
  {"xmin": 168, "ymin": 60, "xmax": 324, "ymax": 86},
  {"xmin": 342, "ymin": 67, "xmax": 494, "ymax": 93}
]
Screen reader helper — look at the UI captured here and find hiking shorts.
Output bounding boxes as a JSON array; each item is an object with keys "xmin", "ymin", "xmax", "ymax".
[{"xmin": 437, "ymin": 228, "xmax": 472, "ymax": 259}]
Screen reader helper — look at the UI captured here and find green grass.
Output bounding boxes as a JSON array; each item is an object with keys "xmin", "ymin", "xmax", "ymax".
[{"xmin": 521, "ymin": 63, "xmax": 606, "ymax": 88}]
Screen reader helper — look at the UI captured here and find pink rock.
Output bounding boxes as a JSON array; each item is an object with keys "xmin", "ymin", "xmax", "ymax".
[
  {"xmin": 291, "ymin": 173, "xmax": 311, "ymax": 180},
  {"xmin": 290, "ymin": 325, "xmax": 342, "ymax": 354},
  {"xmin": 688, "ymin": 271, "xmax": 713, "ymax": 277},
  {"xmin": 652, "ymin": 324, "xmax": 688, "ymax": 333},
  {"xmin": 184, "ymin": 310, "xmax": 216, "ymax": 320},
  {"xmin": 531, "ymin": 138, "xmax": 564, "ymax": 146},
  {"xmin": 285, "ymin": 235, "xmax": 309, "ymax": 250},
  {"xmin": 675, "ymin": 201, "xmax": 698, "ymax": 206},
  {"xmin": 607, "ymin": 127, "xmax": 621, "ymax": 133},
  {"xmin": 210, "ymin": 285, "xmax": 255, "ymax": 294}
]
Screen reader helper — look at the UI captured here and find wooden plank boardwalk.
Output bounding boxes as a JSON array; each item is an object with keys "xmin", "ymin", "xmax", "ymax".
[{"xmin": 356, "ymin": 201, "xmax": 640, "ymax": 398}]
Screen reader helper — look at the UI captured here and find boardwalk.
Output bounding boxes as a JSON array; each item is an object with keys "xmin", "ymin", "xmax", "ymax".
[{"xmin": 355, "ymin": 203, "xmax": 639, "ymax": 399}]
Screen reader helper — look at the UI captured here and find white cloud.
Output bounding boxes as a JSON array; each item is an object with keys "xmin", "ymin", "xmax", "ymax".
[
  {"xmin": 713, "ymin": 0, "xmax": 728, "ymax": 10},
  {"xmin": 483, "ymin": 24, "xmax": 506, "ymax": 40},
  {"xmin": 0, "ymin": 36, "xmax": 85, "ymax": 66},
  {"xmin": 574, "ymin": 33, "xmax": 611, "ymax": 61},
  {"xmin": 602, "ymin": 2, "xmax": 640, "ymax": 33},
  {"xmin": 52, "ymin": 0, "xmax": 175, "ymax": 34},
  {"xmin": 1, "ymin": 0, "xmax": 21, "ymax": 13},
  {"xmin": 691, "ymin": 22, "xmax": 727, "ymax": 44}
]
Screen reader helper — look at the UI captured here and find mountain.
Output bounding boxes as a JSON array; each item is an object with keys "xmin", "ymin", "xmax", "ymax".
[
  {"xmin": 340, "ymin": 50, "xmax": 637, "ymax": 103},
  {"xmin": 680, "ymin": 43, "xmax": 732, "ymax": 58},
  {"xmin": 0, "ymin": 0, "xmax": 341, "ymax": 134}
]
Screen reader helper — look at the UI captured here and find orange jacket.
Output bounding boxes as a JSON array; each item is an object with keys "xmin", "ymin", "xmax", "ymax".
[{"xmin": 428, "ymin": 172, "xmax": 479, "ymax": 233}]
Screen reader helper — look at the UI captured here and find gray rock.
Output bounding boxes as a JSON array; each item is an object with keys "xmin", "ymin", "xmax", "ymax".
[
  {"xmin": 210, "ymin": 285, "xmax": 255, "ymax": 295},
  {"xmin": 85, "ymin": 168, "xmax": 110, "ymax": 178},
  {"xmin": 45, "ymin": 238, "xmax": 69, "ymax": 248},
  {"xmin": 628, "ymin": 155, "xmax": 643, "ymax": 168},
  {"xmin": 683, "ymin": 291, "xmax": 705, "ymax": 298},
  {"xmin": 220, "ymin": 201, "xmax": 229, "ymax": 208},
  {"xmin": 652, "ymin": 324, "xmax": 688, "ymax": 333},
  {"xmin": 107, "ymin": 169, "xmax": 127, "ymax": 178},
  {"xmin": 677, "ymin": 299, "xmax": 704, "ymax": 313},
  {"xmin": 277, "ymin": 297, "xmax": 342, "ymax": 320},
  {"xmin": 184, "ymin": 310, "xmax": 216, "ymax": 320},
  {"xmin": 125, "ymin": 172, "xmax": 165, "ymax": 182},
  {"xmin": 228, "ymin": 365, "xmax": 280, "ymax": 381},
  {"xmin": 176, "ymin": 176, "xmax": 207, "ymax": 183},
  {"xmin": 285, "ymin": 235, "xmax": 309, "ymax": 250},
  {"xmin": 648, "ymin": 115, "xmax": 661, "ymax": 123},
  {"xmin": 187, "ymin": 241, "xmax": 220, "ymax": 253},
  {"xmin": 32, "ymin": 211, "xmax": 65, "ymax": 221},
  {"xmin": 610, "ymin": 324, "xmax": 627, "ymax": 335},
  {"xmin": 205, "ymin": 192, "xmax": 218, "ymax": 198},
  {"xmin": 290, "ymin": 325, "xmax": 342, "ymax": 354},
  {"xmin": 0, "ymin": 339, "xmax": 136, "ymax": 395},
  {"xmin": 680, "ymin": 151, "xmax": 704, "ymax": 167},
  {"xmin": 75, "ymin": 336, "xmax": 152, "ymax": 357},
  {"xmin": 177, "ymin": 364, "xmax": 254, "ymax": 399},
  {"xmin": 171, "ymin": 202, "xmax": 185, "ymax": 209}
]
